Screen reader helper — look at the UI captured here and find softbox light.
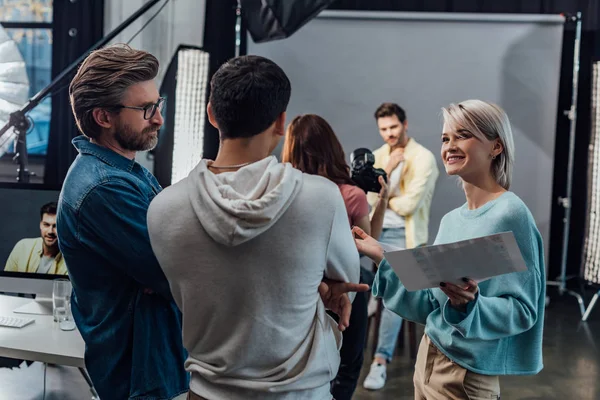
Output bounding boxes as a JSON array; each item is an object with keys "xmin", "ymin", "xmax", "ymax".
[
  {"xmin": 580, "ymin": 61, "xmax": 600, "ymax": 321},
  {"xmin": 241, "ymin": 0, "xmax": 335, "ymax": 43},
  {"xmin": 152, "ymin": 45, "xmax": 210, "ymax": 187},
  {"xmin": 582, "ymin": 61, "xmax": 600, "ymax": 285}
]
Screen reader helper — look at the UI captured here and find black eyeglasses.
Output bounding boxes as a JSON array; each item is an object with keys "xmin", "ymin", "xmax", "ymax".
[{"xmin": 113, "ymin": 97, "xmax": 165, "ymax": 120}]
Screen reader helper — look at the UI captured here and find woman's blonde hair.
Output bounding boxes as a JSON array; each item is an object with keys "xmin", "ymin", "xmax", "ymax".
[{"xmin": 442, "ymin": 99, "xmax": 514, "ymax": 190}]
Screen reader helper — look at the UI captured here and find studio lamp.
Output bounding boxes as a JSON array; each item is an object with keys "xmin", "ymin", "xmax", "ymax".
[
  {"xmin": 581, "ymin": 61, "xmax": 600, "ymax": 320},
  {"xmin": 152, "ymin": 45, "xmax": 210, "ymax": 187}
]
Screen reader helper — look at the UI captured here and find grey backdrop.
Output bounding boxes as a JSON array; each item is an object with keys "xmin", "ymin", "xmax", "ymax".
[{"xmin": 248, "ymin": 11, "xmax": 564, "ymax": 262}]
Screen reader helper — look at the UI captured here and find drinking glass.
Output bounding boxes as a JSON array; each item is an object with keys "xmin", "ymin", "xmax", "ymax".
[{"xmin": 52, "ymin": 279, "xmax": 71, "ymax": 323}]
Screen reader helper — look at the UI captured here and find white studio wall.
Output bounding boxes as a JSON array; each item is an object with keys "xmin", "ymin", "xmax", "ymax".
[
  {"xmin": 104, "ymin": 0, "xmax": 206, "ymax": 83},
  {"xmin": 248, "ymin": 11, "xmax": 565, "ymax": 264},
  {"xmin": 104, "ymin": 0, "xmax": 206, "ymax": 171}
]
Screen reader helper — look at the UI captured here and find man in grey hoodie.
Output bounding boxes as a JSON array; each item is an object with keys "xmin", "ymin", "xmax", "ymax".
[{"xmin": 147, "ymin": 55, "xmax": 362, "ymax": 399}]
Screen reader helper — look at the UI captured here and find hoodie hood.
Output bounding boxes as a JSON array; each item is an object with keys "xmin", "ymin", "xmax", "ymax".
[{"xmin": 188, "ymin": 156, "xmax": 303, "ymax": 246}]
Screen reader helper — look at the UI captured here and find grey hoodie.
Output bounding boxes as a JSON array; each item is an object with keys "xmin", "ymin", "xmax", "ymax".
[{"xmin": 147, "ymin": 156, "xmax": 360, "ymax": 399}]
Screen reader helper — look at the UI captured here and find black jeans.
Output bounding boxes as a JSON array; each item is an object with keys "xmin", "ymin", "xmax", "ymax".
[{"xmin": 328, "ymin": 288, "xmax": 368, "ymax": 400}]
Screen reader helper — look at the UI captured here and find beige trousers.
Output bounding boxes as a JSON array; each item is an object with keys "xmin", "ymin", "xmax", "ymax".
[
  {"xmin": 186, "ymin": 390, "xmax": 332, "ymax": 400},
  {"xmin": 413, "ymin": 335, "xmax": 500, "ymax": 400}
]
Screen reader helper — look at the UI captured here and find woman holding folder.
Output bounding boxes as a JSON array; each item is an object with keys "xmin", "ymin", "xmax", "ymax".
[{"xmin": 353, "ymin": 100, "xmax": 545, "ymax": 400}]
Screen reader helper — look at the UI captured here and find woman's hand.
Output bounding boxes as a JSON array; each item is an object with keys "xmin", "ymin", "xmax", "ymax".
[
  {"xmin": 370, "ymin": 176, "xmax": 390, "ymax": 241},
  {"xmin": 352, "ymin": 226, "xmax": 384, "ymax": 266},
  {"xmin": 378, "ymin": 175, "xmax": 389, "ymax": 200},
  {"xmin": 439, "ymin": 278, "xmax": 479, "ymax": 312}
]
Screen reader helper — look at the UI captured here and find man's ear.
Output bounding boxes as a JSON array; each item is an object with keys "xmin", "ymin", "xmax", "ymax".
[
  {"xmin": 207, "ymin": 102, "xmax": 219, "ymax": 129},
  {"xmin": 92, "ymin": 108, "xmax": 113, "ymax": 130},
  {"xmin": 274, "ymin": 111, "xmax": 287, "ymax": 137}
]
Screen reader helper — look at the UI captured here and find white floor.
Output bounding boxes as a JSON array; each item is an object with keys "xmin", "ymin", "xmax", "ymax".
[{"xmin": 0, "ymin": 361, "xmax": 91, "ymax": 400}]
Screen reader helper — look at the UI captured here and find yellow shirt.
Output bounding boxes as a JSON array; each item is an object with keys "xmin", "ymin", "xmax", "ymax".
[
  {"xmin": 4, "ymin": 237, "xmax": 68, "ymax": 275},
  {"xmin": 367, "ymin": 139, "xmax": 439, "ymax": 249}
]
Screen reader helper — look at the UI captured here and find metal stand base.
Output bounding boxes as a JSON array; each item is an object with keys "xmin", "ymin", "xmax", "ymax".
[
  {"xmin": 582, "ymin": 290, "xmax": 600, "ymax": 322},
  {"xmin": 12, "ymin": 297, "xmax": 53, "ymax": 316},
  {"xmin": 79, "ymin": 368, "xmax": 100, "ymax": 399},
  {"xmin": 551, "ymin": 12, "xmax": 585, "ymax": 322},
  {"xmin": 547, "ymin": 281, "xmax": 586, "ymax": 317}
]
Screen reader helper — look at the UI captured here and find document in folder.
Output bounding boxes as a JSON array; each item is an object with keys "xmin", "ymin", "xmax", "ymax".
[{"xmin": 382, "ymin": 232, "xmax": 527, "ymax": 291}]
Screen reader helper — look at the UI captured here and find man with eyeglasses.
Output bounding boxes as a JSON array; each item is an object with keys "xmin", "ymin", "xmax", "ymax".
[
  {"xmin": 56, "ymin": 45, "xmax": 189, "ymax": 400},
  {"xmin": 57, "ymin": 44, "xmax": 364, "ymax": 400}
]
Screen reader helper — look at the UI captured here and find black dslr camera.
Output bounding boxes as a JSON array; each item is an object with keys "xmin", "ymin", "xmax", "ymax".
[{"xmin": 350, "ymin": 148, "xmax": 387, "ymax": 193}]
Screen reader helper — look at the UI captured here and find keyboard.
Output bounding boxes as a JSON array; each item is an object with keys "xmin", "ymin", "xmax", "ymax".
[{"xmin": 0, "ymin": 316, "xmax": 35, "ymax": 328}]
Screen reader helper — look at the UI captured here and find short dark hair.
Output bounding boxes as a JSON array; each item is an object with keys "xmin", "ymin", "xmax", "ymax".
[
  {"xmin": 374, "ymin": 103, "xmax": 406, "ymax": 123},
  {"xmin": 69, "ymin": 44, "xmax": 159, "ymax": 139},
  {"xmin": 209, "ymin": 55, "xmax": 291, "ymax": 139},
  {"xmin": 40, "ymin": 202, "xmax": 57, "ymax": 220}
]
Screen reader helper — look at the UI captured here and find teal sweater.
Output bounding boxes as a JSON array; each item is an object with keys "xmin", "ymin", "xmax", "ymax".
[{"xmin": 373, "ymin": 192, "xmax": 545, "ymax": 375}]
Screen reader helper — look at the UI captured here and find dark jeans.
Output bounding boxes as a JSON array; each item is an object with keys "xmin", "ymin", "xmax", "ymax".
[{"xmin": 328, "ymin": 287, "xmax": 368, "ymax": 400}]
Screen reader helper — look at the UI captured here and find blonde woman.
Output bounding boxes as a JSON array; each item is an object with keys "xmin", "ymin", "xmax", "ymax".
[{"xmin": 353, "ymin": 100, "xmax": 545, "ymax": 399}]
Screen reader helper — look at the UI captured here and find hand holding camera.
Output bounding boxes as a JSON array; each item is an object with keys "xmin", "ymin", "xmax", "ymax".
[
  {"xmin": 377, "ymin": 175, "xmax": 389, "ymax": 200},
  {"xmin": 350, "ymin": 148, "xmax": 388, "ymax": 193}
]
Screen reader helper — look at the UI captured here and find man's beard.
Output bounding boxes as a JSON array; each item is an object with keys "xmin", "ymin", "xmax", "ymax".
[
  {"xmin": 114, "ymin": 121, "xmax": 160, "ymax": 152},
  {"xmin": 43, "ymin": 236, "xmax": 59, "ymax": 254},
  {"xmin": 388, "ymin": 130, "xmax": 406, "ymax": 148}
]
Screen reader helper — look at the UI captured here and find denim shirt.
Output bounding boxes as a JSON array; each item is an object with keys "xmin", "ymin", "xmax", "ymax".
[{"xmin": 57, "ymin": 136, "xmax": 188, "ymax": 400}]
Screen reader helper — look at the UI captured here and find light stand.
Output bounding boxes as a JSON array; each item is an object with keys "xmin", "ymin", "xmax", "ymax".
[
  {"xmin": 583, "ymin": 290, "xmax": 600, "ymax": 321},
  {"xmin": 9, "ymin": 110, "xmax": 32, "ymax": 183},
  {"xmin": 0, "ymin": 0, "xmax": 164, "ymax": 183},
  {"xmin": 546, "ymin": 11, "xmax": 587, "ymax": 316}
]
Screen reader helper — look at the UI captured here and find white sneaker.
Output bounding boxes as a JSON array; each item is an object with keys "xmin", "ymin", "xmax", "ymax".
[
  {"xmin": 367, "ymin": 296, "xmax": 378, "ymax": 317},
  {"xmin": 363, "ymin": 362, "xmax": 387, "ymax": 390}
]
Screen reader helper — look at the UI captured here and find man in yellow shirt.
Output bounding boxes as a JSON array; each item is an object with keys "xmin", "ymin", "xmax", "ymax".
[
  {"xmin": 4, "ymin": 202, "xmax": 67, "ymax": 275},
  {"xmin": 363, "ymin": 103, "xmax": 439, "ymax": 391}
]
